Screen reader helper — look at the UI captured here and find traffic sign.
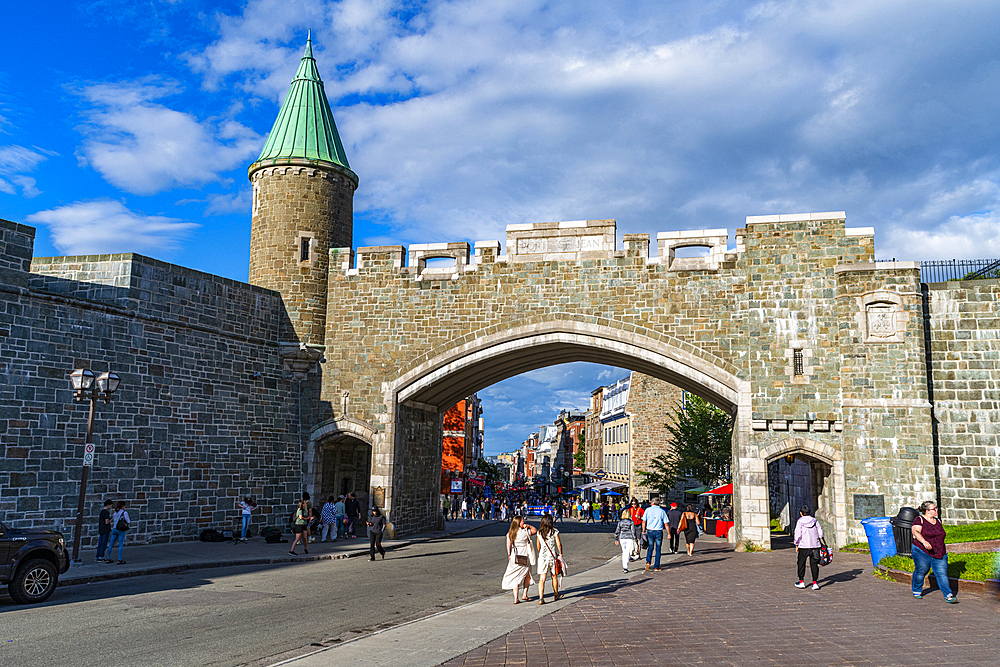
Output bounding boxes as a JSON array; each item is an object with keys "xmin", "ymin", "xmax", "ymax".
[{"xmin": 83, "ymin": 443, "xmax": 95, "ymax": 467}]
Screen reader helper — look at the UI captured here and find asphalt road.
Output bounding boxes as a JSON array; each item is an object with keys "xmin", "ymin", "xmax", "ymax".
[{"xmin": 1, "ymin": 520, "xmax": 619, "ymax": 667}]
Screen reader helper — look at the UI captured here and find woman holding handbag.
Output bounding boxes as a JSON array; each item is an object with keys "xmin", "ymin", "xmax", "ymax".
[
  {"xmin": 501, "ymin": 515, "xmax": 537, "ymax": 604},
  {"xmin": 536, "ymin": 514, "xmax": 564, "ymax": 603},
  {"xmin": 793, "ymin": 505, "xmax": 823, "ymax": 590}
]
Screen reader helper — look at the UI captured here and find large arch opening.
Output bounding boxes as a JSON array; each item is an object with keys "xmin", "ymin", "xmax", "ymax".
[{"xmin": 378, "ymin": 320, "xmax": 760, "ymax": 542}]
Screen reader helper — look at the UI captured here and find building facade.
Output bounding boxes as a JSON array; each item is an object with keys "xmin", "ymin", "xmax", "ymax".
[
  {"xmin": 584, "ymin": 388, "xmax": 603, "ymax": 474},
  {"xmin": 440, "ymin": 395, "xmax": 482, "ymax": 495}
]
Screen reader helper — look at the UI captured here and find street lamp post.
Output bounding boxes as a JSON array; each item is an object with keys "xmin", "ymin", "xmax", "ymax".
[{"xmin": 69, "ymin": 368, "xmax": 122, "ymax": 563}]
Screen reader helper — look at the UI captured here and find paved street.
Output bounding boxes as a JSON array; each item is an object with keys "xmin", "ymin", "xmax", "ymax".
[
  {"xmin": 443, "ymin": 538, "xmax": 1000, "ymax": 667},
  {"xmin": 0, "ymin": 521, "xmax": 616, "ymax": 667}
]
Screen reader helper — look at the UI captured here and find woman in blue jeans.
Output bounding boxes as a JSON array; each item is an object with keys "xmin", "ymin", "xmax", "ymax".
[
  {"xmin": 910, "ymin": 500, "xmax": 957, "ymax": 603},
  {"xmin": 106, "ymin": 501, "xmax": 130, "ymax": 564}
]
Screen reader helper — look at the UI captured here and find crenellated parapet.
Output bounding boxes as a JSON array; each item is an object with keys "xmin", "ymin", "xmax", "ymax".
[{"xmin": 331, "ymin": 218, "xmax": 750, "ymax": 277}]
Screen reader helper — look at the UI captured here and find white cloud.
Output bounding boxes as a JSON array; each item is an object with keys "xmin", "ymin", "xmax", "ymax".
[
  {"xmin": 27, "ymin": 200, "xmax": 199, "ymax": 256},
  {"xmin": 176, "ymin": 189, "xmax": 252, "ymax": 216},
  {"xmin": 187, "ymin": 0, "xmax": 1000, "ymax": 257},
  {"xmin": 0, "ymin": 145, "xmax": 53, "ymax": 197},
  {"xmin": 75, "ymin": 79, "xmax": 262, "ymax": 195},
  {"xmin": 881, "ymin": 212, "xmax": 1000, "ymax": 261}
]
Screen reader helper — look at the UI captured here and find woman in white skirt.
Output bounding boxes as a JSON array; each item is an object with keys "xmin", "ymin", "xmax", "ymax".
[
  {"xmin": 536, "ymin": 514, "xmax": 564, "ymax": 603},
  {"xmin": 501, "ymin": 515, "xmax": 537, "ymax": 604}
]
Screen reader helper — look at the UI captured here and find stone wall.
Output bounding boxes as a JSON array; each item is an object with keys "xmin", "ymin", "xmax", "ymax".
[
  {"xmin": 627, "ymin": 373, "xmax": 684, "ymax": 503},
  {"xmin": 0, "ymin": 219, "xmax": 306, "ymax": 546},
  {"xmin": 0, "ymin": 219, "xmax": 33, "ymax": 287},
  {"xmin": 926, "ymin": 279, "xmax": 1000, "ymax": 523}
]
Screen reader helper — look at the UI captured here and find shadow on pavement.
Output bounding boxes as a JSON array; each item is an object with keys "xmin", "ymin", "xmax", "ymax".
[
  {"xmin": 388, "ymin": 550, "xmax": 465, "ymax": 560},
  {"xmin": 819, "ymin": 568, "xmax": 864, "ymax": 588}
]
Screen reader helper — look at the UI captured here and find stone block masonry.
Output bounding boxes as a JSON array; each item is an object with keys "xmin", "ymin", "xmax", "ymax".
[
  {"xmin": 626, "ymin": 373, "xmax": 684, "ymax": 503},
  {"xmin": 0, "ymin": 218, "xmax": 307, "ymax": 547},
  {"xmin": 926, "ymin": 279, "xmax": 1000, "ymax": 523}
]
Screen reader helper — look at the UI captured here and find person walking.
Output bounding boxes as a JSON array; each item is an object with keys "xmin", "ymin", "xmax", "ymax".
[
  {"xmin": 628, "ymin": 498, "xmax": 644, "ymax": 561},
  {"xmin": 95, "ymin": 499, "xmax": 113, "ymax": 562},
  {"xmin": 681, "ymin": 504, "xmax": 701, "ymax": 556},
  {"xmin": 442, "ymin": 496, "xmax": 450, "ymax": 523},
  {"xmin": 345, "ymin": 493, "xmax": 360, "ymax": 538},
  {"xmin": 106, "ymin": 501, "xmax": 130, "ymax": 564},
  {"xmin": 911, "ymin": 500, "xmax": 958, "ymax": 603},
  {"xmin": 501, "ymin": 515, "xmax": 537, "ymax": 603},
  {"xmin": 367, "ymin": 506, "xmax": 387, "ymax": 561},
  {"xmin": 320, "ymin": 496, "xmax": 339, "ymax": 542},
  {"xmin": 615, "ymin": 509, "xmax": 635, "ymax": 573},
  {"xmin": 642, "ymin": 498, "xmax": 667, "ymax": 571},
  {"xmin": 793, "ymin": 505, "xmax": 823, "ymax": 590},
  {"xmin": 461, "ymin": 497, "xmax": 469, "ymax": 520},
  {"xmin": 288, "ymin": 499, "xmax": 309, "ymax": 555},
  {"xmin": 301, "ymin": 492, "xmax": 314, "ymax": 543},
  {"xmin": 335, "ymin": 495, "xmax": 347, "ymax": 538},
  {"xmin": 666, "ymin": 502, "xmax": 683, "ymax": 554},
  {"xmin": 536, "ymin": 514, "xmax": 564, "ymax": 603},
  {"xmin": 238, "ymin": 494, "xmax": 256, "ymax": 541}
]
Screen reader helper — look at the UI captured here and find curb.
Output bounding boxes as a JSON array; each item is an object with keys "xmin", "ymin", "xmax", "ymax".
[
  {"xmin": 57, "ymin": 521, "xmax": 500, "ymax": 588},
  {"xmin": 875, "ymin": 565, "xmax": 1000, "ymax": 596}
]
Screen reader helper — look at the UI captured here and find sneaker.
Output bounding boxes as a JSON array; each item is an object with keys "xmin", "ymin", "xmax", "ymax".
[
  {"xmin": 944, "ymin": 594, "xmax": 959, "ymax": 604},
  {"xmin": 811, "ymin": 582, "xmax": 820, "ymax": 590},
  {"xmin": 795, "ymin": 581, "xmax": 807, "ymax": 589},
  {"xmin": 913, "ymin": 592, "xmax": 923, "ymax": 599},
  {"xmin": 645, "ymin": 563, "xmax": 650, "ymax": 571},
  {"xmin": 623, "ymin": 568, "xmax": 629, "ymax": 573}
]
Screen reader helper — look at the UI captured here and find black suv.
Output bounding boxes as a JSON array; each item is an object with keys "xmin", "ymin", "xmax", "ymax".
[{"xmin": 1, "ymin": 520, "xmax": 70, "ymax": 604}]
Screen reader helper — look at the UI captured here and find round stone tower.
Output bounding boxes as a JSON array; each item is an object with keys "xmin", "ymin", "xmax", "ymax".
[{"xmin": 248, "ymin": 34, "xmax": 358, "ymax": 347}]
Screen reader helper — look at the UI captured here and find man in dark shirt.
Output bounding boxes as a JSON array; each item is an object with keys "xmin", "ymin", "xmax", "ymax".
[
  {"xmin": 344, "ymin": 493, "xmax": 361, "ymax": 538},
  {"xmin": 666, "ymin": 502, "xmax": 684, "ymax": 554},
  {"xmin": 96, "ymin": 499, "xmax": 113, "ymax": 562}
]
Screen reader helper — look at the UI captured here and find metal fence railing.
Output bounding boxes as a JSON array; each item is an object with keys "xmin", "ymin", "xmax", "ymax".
[
  {"xmin": 920, "ymin": 259, "xmax": 1000, "ymax": 283},
  {"xmin": 875, "ymin": 258, "xmax": 1000, "ymax": 283}
]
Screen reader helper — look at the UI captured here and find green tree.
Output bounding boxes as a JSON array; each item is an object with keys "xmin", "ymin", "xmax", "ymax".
[
  {"xmin": 573, "ymin": 431, "xmax": 586, "ymax": 472},
  {"xmin": 636, "ymin": 394, "xmax": 733, "ymax": 496}
]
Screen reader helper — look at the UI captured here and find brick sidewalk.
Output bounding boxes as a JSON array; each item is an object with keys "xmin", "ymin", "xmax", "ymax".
[{"xmin": 444, "ymin": 538, "xmax": 999, "ymax": 666}]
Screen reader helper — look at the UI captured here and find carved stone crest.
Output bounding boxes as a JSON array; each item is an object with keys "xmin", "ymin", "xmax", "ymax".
[{"xmin": 866, "ymin": 304, "xmax": 895, "ymax": 338}]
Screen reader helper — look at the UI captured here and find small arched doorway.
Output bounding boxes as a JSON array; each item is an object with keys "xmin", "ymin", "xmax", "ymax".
[
  {"xmin": 760, "ymin": 437, "xmax": 846, "ymax": 548},
  {"xmin": 307, "ymin": 417, "xmax": 376, "ymax": 510}
]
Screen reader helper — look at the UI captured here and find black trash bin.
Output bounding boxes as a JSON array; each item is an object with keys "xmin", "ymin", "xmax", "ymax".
[{"xmin": 890, "ymin": 506, "xmax": 918, "ymax": 557}]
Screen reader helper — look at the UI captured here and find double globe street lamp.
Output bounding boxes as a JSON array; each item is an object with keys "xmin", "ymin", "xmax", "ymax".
[{"xmin": 68, "ymin": 368, "xmax": 122, "ymax": 563}]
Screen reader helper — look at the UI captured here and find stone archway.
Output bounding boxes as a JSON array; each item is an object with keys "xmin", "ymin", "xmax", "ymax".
[
  {"xmin": 378, "ymin": 319, "xmax": 758, "ymax": 540},
  {"xmin": 759, "ymin": 437, "xmax": 847, "ymax": 548},
  {"xmin": 307, "ymin": 417, "xmax": 377, "ymax": 511}
]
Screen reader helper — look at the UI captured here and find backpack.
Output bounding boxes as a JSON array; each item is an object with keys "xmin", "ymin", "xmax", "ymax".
[
  {"xmin": 261, "ymin": 526, "xmax": 286, "ymax": 543},
  {"xmin": 818, "ymin": 538, "xmax": 832, "ymax": 566},
  {"xmin": 200, "ymin": 529, "xmax": 225, "ymax": 542}
]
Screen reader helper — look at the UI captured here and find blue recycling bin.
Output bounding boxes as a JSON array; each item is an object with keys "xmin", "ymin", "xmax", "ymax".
[{"xmin": 861, "ymin": 516, "xmax": 897, "ymax": 568}]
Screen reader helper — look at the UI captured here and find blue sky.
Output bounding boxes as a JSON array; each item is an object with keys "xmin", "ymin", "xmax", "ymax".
[{"xmin": 2, "ymin": 1, "xmax": 999, "ymax": 454}]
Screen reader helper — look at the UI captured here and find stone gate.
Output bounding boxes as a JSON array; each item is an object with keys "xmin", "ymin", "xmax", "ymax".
[{"xmin": 315, "ymin": 214, "xmax": 962, "ymax": 549}]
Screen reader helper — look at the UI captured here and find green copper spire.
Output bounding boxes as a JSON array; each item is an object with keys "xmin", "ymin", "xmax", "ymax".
[{"xmin": 249, "ymin": 33, "xmax": 357, "ymax": 185}]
